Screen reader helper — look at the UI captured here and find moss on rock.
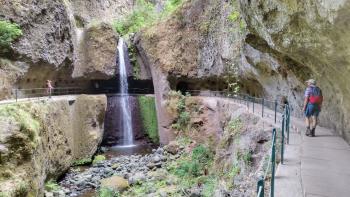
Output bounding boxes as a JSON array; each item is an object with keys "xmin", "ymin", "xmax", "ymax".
[{"xmin": 137, "ymin": 96, "xmax": 159, "ymax": 143}]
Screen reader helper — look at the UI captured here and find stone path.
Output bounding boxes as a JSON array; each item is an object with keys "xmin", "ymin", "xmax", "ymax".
[
  {"xmin": 231, "ymin": 99, "xmax": 350, "ymax": 197},
  {"xmin": 275, "ymin": 117, "xmax": 350, "ymax": 197},
  {"xmin": 0, "ymin": 95, "xmax": 80, "ymax": 105}
]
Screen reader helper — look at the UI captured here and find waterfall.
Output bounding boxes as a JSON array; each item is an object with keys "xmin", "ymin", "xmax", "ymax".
[{"xmin": 118, "ymin": 38, "xmax": 134, "ymax": 146}]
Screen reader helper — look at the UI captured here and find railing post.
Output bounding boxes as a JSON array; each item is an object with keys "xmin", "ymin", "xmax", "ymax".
[
  {"xmin": 286, "ymin": 105, "xmax": 290, "ymax": 144},
  {"xmin": 257, "ymin": 176, "xmax": 264, "ymax": 197},
  {"xmin": 274, "ymin": 100, "xmax": 277, "ymax": 123},
  {"xmin": 15, "ymin": 89, "xmax": 18, "ymax": 102},
  {"xmin": 262, "ymin": 98, "xmax": 264, "ymax": 117},
  {"xmin": 271, "ymin": 128, "xmax": 276, "ymax": 197},
  {"xmin": 281, "ymin": 114, "xmax": 285, "ymax": 164},
  {"xmin": 253, "ymin": 98, "xmax": 255, "ymax": 113},
  {"xmin": 246, "ymin": 96, "xmax": 249, "ymax": 109}
]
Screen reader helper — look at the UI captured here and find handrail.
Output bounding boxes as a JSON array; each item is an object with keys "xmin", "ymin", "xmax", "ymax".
[{"xmin": 255, "ymin": 104, "xmax": 290, "ymax": 197}]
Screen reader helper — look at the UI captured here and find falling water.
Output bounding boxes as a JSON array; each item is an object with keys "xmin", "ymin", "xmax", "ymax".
[{"xmin": 118, "ymin": 38, "xmax": 134, "ymax": 146}]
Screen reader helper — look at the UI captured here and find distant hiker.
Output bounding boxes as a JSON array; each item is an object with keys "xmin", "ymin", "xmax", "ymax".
[
  {"xmin": 280, "ymin": 96, "xmax": 289, "ymax": 110},
  {"xmin": 303, "ymin": 79, "xmax": 323, "ymax": 137},
  {"xmin": 46, "ymin": 80, "xmax": 53, "ymax": 97}
]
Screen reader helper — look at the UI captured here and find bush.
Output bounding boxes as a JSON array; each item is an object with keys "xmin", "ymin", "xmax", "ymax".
[
  {"xmin": 45, "ymin": 180, "xmax": 60, "ymax": 192},
  {"xmin": 174, "ymin": 145, "xmax": 213, "ymax": 177},
  {"xmin": 113, "ymin": 0, "xmax": 157, "ymax": 35},
  {"xmin": 93, "ymin": 155, "xmax": 106, "ymax": 164},
  {"xmin": 226, "ymin": 118, "xmax": 242, "ymax": 136},
  {"xmin": 0, "ymin": 20, "xmax": 22, "ymax": 52},
  {"xmin": 98, "ymin": 187, "xmax": 120, "ymax": 197},
  {"xmin": 138, "ymin": 96, "xmax": 159, "ymax": 143},
  {"xmin": 113, "ymin": 0, "xmax": 183, "ymax": 36}
]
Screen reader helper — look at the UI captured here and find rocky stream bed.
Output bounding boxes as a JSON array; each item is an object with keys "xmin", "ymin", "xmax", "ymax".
[{"xmin": 51, "ymin": 145, "xmax": 182, "ymax": 197}]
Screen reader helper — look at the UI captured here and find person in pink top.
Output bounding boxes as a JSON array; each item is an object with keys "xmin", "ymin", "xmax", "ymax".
[{"xmin": 46, "ymin": 80, "xmax": 53, "ymax": 97}]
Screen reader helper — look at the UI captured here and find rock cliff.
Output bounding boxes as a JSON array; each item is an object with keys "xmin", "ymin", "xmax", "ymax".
[
  {"xmin": 0, "ymin": 0, "xmax": 135, "ymax": 99},
  {"xmin": 137, "ymin": 0, "xmax": 350, "ymax": 143},
  {"xmin": 0, "ymin": 95, "xmax": 107, "ymax": 196}
]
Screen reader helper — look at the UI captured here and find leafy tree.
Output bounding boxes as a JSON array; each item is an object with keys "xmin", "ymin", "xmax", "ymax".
[{"xmin": 0, "ymin": 20, "xmax": 22, "ymax": 52}]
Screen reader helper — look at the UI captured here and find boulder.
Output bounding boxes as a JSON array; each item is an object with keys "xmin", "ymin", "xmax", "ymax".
[
  {"xmin": 100, "ymin": 176, "xmax": 129, "ymax": 191},
  {"xmin": 164, "ymin": 141, "xmax": 180, "ymax": 155},
  {"xmin": 128, "ymin": 172, "xmax": 146, "ymax": 185}
]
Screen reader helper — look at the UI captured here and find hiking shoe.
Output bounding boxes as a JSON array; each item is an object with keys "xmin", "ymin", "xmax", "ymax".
[
  {"xmin": 311, "ymin": 128, "xmax": 316, "ymax": 137},
  {"xmin": 305, "ymin": 128, "xmax": 311, "ymax": 136}
]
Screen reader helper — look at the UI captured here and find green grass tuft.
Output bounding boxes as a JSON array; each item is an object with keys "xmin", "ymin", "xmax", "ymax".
[
  {"xmin": 45, "ymin": 180, "xmax": 60, "ymax": 192},
  {"xmin": 93, "ymin": 155, "xmax": 106, "ymax": 164},
  {"xmin": 72, "ymin": 158, "xmax": 92, "ymax": 166},
  {"xmin": 0, "ymin": 104, "xmax": 40, "ymax": 144},
  {"xmin": 98, "ymin": 187, "xmax": 120, "ymax": 197}
]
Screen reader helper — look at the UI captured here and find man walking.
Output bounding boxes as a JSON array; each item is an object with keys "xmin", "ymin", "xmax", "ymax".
[{"xmin": 303, "ymin": 79, "xmax": 323, "ymax": 137}]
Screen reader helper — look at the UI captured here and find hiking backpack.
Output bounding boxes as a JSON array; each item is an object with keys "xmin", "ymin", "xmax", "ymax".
[{"xmin": 309, "ymin": 86, "xmax": 323, "ymax": 104}]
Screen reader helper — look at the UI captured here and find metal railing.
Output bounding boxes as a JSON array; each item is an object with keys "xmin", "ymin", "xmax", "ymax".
[
  {"xmin": 256, "ymin": 104, "xmax": 291, "ymax": 197},
  {"xmin": 10, "ymin": 87, "xmax": 155, "ymax": 102},
  {"xmin": 12, "ymin": 87, "xmax": 86, "ymax": 101}
]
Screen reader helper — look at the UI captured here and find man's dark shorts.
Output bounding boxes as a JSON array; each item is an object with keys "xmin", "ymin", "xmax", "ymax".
[{"xmin": 305, "ymin": 103, "xmax": 320, "ymax": 117}]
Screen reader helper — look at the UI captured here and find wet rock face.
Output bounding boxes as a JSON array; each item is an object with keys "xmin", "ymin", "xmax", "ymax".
[
  {"xmin": 0, "ymin": 0, "xmax": 73, "ymax": 66},
  {"xmin": 239, "ymin": 0, "xmax": 350, "ymax": 142},
  {"xmin": 72, "ymin": 23, "xmax": 119, "ymax": 79},
  {"xmin": 103, "ymin": 95, "xmax": 144, "ymax": 146}
]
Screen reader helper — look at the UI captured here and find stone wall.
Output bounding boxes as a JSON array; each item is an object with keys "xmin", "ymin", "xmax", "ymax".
[{"xmin": 0, "ymin": 95, "xmax": 107, "ymax": 196}]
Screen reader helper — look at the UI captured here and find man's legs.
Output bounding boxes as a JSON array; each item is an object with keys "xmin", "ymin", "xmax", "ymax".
[
  {"xmin": 305, "ymin": 117, "xmax": 311, "ymax": 136},
  {"xmin": 310, "ymin": 115, "xmax": 318, "ymax": 137}
]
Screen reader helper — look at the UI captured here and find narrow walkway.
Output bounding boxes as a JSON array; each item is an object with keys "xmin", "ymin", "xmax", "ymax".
[
  {"xmin": 0, "ymin": 95, "xmax": 79, "ymax": 105},
  {"xmin": 275, "ymin": 117, "xmax": 350, "ymax": 197},
  {"xmin": 233, "ymin": 99, "xmax": 350, "ymax": 197}
]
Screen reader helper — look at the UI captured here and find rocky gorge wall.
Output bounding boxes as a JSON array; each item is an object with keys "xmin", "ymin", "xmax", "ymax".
[
  {"xmin": 136, "ymin": 0, "xmax": 350, "ymax": 144},
  {"xmin": 0, "ymin": 95, "xmax": 107, "ymax": 196},
  {"xmin": 0, "ymin": 0, "xmax": 135, "ymax": 99}
]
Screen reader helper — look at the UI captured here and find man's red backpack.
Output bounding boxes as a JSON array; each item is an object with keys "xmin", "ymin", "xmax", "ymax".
[{"xmin": 309, "ymin": 86, "xmax": 323, "ymax": 104}]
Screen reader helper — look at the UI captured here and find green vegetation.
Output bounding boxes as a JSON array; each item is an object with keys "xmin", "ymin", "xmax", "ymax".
[
  {"xmin": 227, "ymin": 118, "xmax": 242, "ymax": 136},
  {"xmin": 228, "ymin": 11, "xmax": 240, "ymax": 22},
  {"xmin": 0, "ymin": 104, "xmax": 40, "ymax": 145},
  {"xmin": 169, "ymin": 91, "xmax": 191, "ymax": 132},
  {"xmin": 128, "ymin": 45, "xmax": 141, "ymax": 79},
  {"xmin": 72, "ymin": 158, "xmax": 92, "ymax": 166},
  {"xmin": 220, "ymin": 118, "xmax": 242, "ymax": 148},
  {"xmin": 98, "ymin": 187, "xmax": 120, "ymax": 197},
  {"xmin": 165, "ymin": 144, "xmax": 216, "ymax": 196},
  {"xmin": 138, "ymin": 96, "xmax": 159, "ymax": 143},
  {"xmin": 45, "ymin": 180, "xmax": 60, "ymax": 192},
  {"xmin": 237, "ymin": 150, "xmax": 253, "ymax": 166},
  {"xmin": 0, "ymin": 20, "xmax": 22, "ymax": 52},
  {"xmin": 113, "ymin": 0, "xmax": 184, "ymax": 36},
  {"xmin": 93, "ymin": 155, "xmax": 106, "ymax": 164},
  {"xmin": 0, "ymin": 192, "xmax": 8, "ymax": 197},
  {"xmin": 172, "ymin": 145, "xmax": 213, "ymax": 178}
]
